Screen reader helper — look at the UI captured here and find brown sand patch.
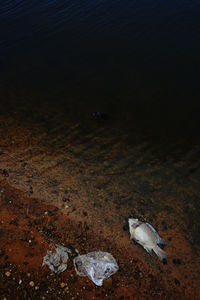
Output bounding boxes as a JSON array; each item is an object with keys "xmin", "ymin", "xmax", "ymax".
[{"xmin": 0, "ymin": 180, "xmax": 198, "ymax": 299}]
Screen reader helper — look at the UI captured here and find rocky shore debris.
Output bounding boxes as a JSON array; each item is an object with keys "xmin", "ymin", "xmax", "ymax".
[
  {"xmin": 74, "ymin": 251, "xmax": 119, "ymax": 286},
  {"xmin": 42, "ymin": 244, "xmax": 71, "ymax": 273},
  {"xmin": 128, "ymin": 218, "xmax": 167, "ymax": 261}
]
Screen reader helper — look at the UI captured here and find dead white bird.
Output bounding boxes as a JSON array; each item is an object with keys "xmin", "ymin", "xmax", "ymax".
[{"xmin": 128, "ymin": 218, "xmax": 167, "ymax": 261}]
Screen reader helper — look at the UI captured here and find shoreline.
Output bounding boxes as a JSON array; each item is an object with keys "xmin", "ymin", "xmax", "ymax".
[
  {"xmin": 0, "ymin": 91, "xmax": 199, "ymax": 299},
  {"xmin": 0, "ymin": 180, "xmax": 191, "ymax": 299}
]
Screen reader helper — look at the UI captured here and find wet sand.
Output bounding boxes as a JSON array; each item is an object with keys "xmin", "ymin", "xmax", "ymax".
[{"xmin": 0, "ymin": 87, "xmax": 200, "ymax": 299}]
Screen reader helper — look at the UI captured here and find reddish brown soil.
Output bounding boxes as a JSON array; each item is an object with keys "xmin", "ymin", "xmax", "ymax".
[{"xmin": 0, "ymin": 180, "xmax": 198, "ymax": 300}]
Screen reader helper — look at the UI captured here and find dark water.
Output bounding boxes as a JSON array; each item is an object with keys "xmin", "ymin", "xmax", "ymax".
[{"xmin": 0, "ymin": 1, "xmax": 200, "ymax": 141}]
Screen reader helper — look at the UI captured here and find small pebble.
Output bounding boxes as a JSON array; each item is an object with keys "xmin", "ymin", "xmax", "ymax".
[
  {"xmin": 174, "ymin": 278, "xmax": 180, "ymax": 285},
  {"xmin": 29, "ymin": 281, "xmax": 35, "ymax": 287},
  {"xmin": 5, "ymin": 271, "xmax": 11, "ymax": 277},
  {"xmin": 139, "ymin": 272, "xmax": 143, "ymax": 278},
  {"xmin": 60, "ymin": 282, "xmax": 66, "ymax": 288}
]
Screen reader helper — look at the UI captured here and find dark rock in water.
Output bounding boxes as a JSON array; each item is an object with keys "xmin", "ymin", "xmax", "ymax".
[{"xmin": 92, "ymin": 112, "xmax": 110, "ymax": 121}]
